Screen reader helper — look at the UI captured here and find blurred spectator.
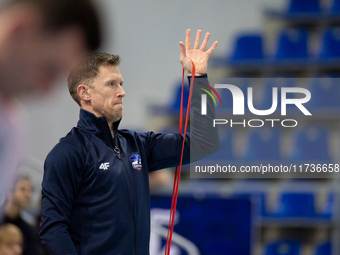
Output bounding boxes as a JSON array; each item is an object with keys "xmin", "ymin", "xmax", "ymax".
[
  {"xmin": 0, "ymin": 223, "xmax": 23, "ymax": 255},
  {"xmin": 149, "ymin": 171, "xmax": 173, "ymax": 189},
  {"xmin": 0, "ymin": 0, "xmax": 101, "ymax": 214},
  {"xmin": 3, "ymin": 175, "xmax": 45, "ymax": 255}
]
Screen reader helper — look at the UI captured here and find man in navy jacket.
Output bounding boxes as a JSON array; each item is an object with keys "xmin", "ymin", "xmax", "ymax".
[{"xmin": 40, "ymin": 29, "xmax": 220, "ymax": 255}]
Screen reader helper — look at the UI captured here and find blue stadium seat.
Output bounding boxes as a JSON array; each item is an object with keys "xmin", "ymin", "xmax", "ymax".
[
  {"xmin": 319, "ymin": 192, "xmax": 334, "ymax": 219},
  {"xmin": 307, "ymin": 77, "xmax": 340, "ymax": 109},
  {"xmin": 314, "ymin": 241, "xmax": 331, "ymax": 255},
  {"xmin": 330, "ymin": 0, "xmax": 340, "ymax": 13},
  {"xmin": 318, "ymin": 27, "xmax": 340, "ymax": 59},
  {"xmin": 230, "ymin": 33, "xmax": 265, "ymax": 62},
  {"xmin": 273, "ymin": 192, "xmax": 316, "ymax": 217},
  {"xmin": 232, "ymin": 191, "xmax": 267, "ymax": 217},
  {"xmin": 286, "ymin": 0, "xmax": 321, "ymax": 14},
  {"xmin": 244, "ymin": 128, "xmax": 281, "ymax": 162},
  {"xmin": 264, "ymin": 239, "xmax": 301, "ymax": 255},
  {"xmin": 274, "ymin": 28, "xmax": 309, "ymax": 60},
  {"xmin": 289, "ymin": 126, "xmax": 331, "ymax": 161}
]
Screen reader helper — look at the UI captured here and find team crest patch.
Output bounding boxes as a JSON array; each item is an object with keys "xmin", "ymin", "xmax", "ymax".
[{"xmin": 129, "ymin": 154, "xmax": 142, "ymax": 171}]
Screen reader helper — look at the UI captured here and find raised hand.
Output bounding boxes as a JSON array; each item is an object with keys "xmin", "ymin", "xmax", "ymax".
[{"xmin": 179, "ymin": 29, "xmax": 218, "ymax": 76}]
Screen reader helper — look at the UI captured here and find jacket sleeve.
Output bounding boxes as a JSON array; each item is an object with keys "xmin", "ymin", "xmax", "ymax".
[
  {"xmin": 146, "ymin": 74, "xmax": 220, "ymax": 171},
  {"xmin": 40, "ymin": 142, "xmax": 83, "ymax": 255}
]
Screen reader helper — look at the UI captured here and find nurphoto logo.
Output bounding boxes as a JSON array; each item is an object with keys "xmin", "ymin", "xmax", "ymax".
[{"xmin": 200, "ymin": 84, "xmax": 312, "ymax": 128}]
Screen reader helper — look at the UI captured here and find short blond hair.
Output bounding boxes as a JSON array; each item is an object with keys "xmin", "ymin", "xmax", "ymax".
[{"xmin": 67, "ymin": 52, "xmax": 120, "ymax": 106}]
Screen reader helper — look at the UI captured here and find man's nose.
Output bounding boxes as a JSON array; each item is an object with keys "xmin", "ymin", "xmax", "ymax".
[{"xmin": 118, "ymin": 85, "xmax": 126, "ymax": 98}]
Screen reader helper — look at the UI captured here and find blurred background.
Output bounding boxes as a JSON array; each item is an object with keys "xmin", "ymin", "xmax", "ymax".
[{"xmin": 17, "ymin": 0, "xmax": 340, "ymax": 254}]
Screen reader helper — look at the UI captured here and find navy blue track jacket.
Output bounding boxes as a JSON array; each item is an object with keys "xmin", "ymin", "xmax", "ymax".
[{"xmin": 40, "ymin": 75, "xmax": 219, "ymax": 255}]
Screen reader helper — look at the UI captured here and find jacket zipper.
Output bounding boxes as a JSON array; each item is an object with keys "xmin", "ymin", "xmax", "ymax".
[{"xmin": 114, "ymin": 146, "xmax": 137, "ymax": 255}]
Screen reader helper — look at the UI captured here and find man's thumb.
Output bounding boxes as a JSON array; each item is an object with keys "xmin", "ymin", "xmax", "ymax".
[{"xmin": 179, "ymin": 41, "xmax": 186, "ymax": 61}]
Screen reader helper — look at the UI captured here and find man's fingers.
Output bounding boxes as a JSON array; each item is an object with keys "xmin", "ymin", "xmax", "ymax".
[
  {"xmin": 200, "ymin": 32, "xmax": 210, "ymax": 52},
  {"xmin": 193, "ymin": 29, "xmax": 202, "ymax": 50},
  {"xmin": 185, "ymin": 29, "xmax": 191, "ymax": 51},
  {"xmin": 206, "ymin": 41, "xmax": 219, "ymax": 56}
]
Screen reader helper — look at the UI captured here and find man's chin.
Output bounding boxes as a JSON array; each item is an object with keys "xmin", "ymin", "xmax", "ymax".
[{"xmin": 112, "ymin": 115, "xmax": 122, "ymax": 123}]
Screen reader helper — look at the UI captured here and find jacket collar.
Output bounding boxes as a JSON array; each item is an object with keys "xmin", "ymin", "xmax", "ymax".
[{"xmin": 76, "ymin": 108, "xmax": 121, "ymax": 146}]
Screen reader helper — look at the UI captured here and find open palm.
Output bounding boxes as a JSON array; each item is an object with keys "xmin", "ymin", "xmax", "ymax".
[{"xmin": 179, "ymin": 29, "xmax": 218, "ymax": 76}]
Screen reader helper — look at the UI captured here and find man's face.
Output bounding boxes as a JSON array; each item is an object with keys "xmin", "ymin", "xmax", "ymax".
[
  {"xmin": 0, "ymin": 240, "xmax": 23, "ymax": 255},
  {"xmin": 87, "ymin": 65, "xmax": 126, "ymax": 123},
  {"xmin": 1, "ymin": 26, "xmax": 87, "ymax": 97},
  {"xmin": 13, "ymin": 179, "xmax": 32, "ymax": 209}
]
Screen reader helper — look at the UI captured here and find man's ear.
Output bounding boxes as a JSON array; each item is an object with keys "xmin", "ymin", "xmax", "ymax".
[{"xmin": 77, "ymin": 85, "xmax": 91, "ymax": 102}]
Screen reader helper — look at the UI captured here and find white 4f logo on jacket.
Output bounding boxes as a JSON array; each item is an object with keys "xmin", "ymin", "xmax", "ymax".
[{"xmin": 99, "ymin": 162, "xmax": 110, "ymax": 170}]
